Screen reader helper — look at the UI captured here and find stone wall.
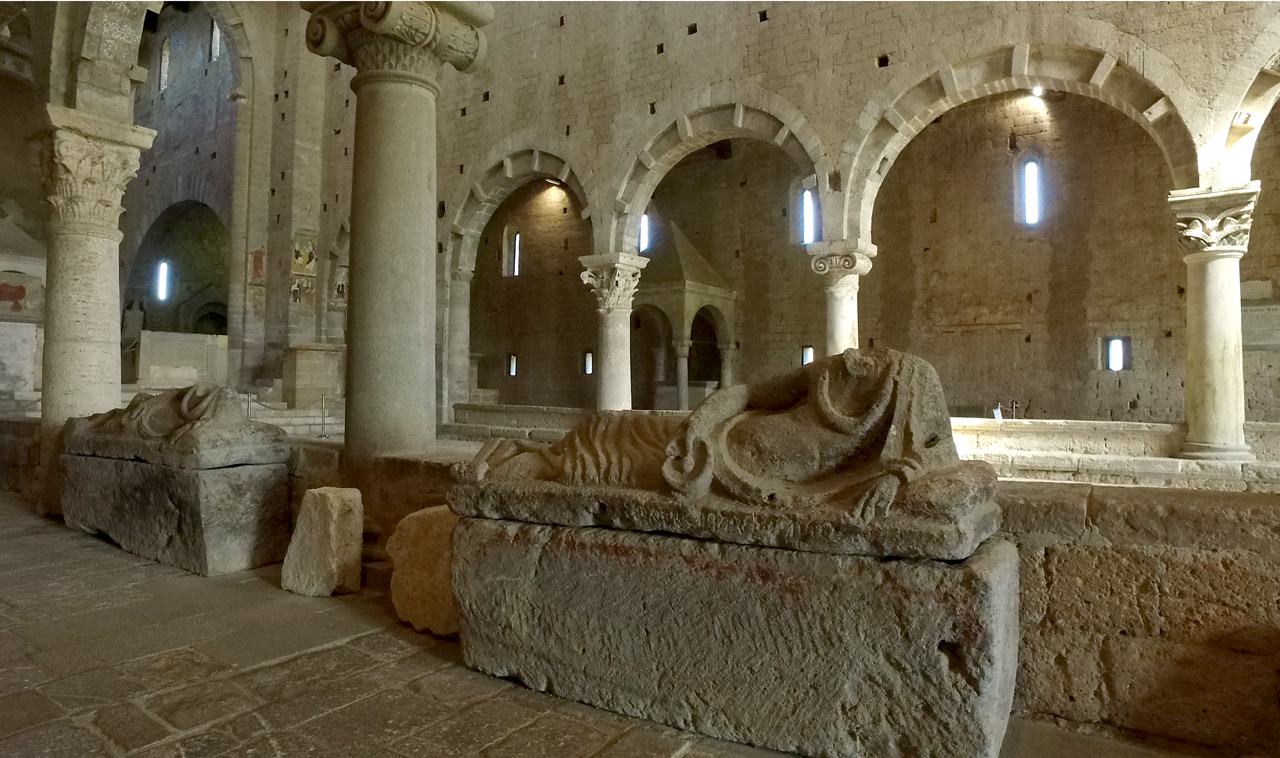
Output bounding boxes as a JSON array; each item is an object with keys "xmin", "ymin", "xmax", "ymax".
[
  {"xmin": 470, "ymin": 180, "xmax": 597, "ymax": 408},
  {"xmin": 1001, "ymin": 481, "xmax": 1280, "ymax": 753}
]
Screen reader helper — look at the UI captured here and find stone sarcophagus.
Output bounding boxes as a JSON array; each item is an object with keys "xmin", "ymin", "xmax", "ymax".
[
  {"xmin": 451, "ymin": 348, "xmax": 1019, "ymax": 758},
  {"xmin": 61, "ymin": 384, "xmax": 291, "ymax": 576}
]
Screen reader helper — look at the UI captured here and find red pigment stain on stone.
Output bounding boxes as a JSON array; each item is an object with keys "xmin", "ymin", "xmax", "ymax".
[{"xmin": 0, "ymin": 283, "xmax": 26, "ymax": 311}]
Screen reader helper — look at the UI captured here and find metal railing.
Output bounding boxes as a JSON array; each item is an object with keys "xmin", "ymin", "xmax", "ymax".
[{"xmin": 245, "ymin": 391, "xmax": 346, "ymax": 438}]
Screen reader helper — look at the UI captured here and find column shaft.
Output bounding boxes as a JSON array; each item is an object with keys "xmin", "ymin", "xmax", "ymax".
[
  {"xmin": 1182, "ymin": 250, "xmax": 1249, "ymax": 456},
  {"xmin": 599, "ymin": 309, "xmax": 632, "ymax": 410},
  {"xmin": 719, "ymin": 344, "xmax": 736, "ymax": 388},
  {"xmin": 344, "ymin": 70, "xmax": 437, "ymax": 466},
  {"xmin": 447, "ymin": 274, "xmax": 472, "ymax": 417},
  {"xmin": 824, "ymin": 279, "xmax": 860, "ymax": 356},
  {"xmin": 674, "ymin": 341, "xmax": 690, "ymax": 411}
]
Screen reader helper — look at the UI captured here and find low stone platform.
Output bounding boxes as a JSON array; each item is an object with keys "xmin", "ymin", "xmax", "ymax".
[{"xmin": 454, "ymin": 518, "xmax": 1020, "ymax": 758}]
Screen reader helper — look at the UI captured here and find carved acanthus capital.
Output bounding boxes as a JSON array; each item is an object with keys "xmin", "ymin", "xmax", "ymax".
[
  {"xmin": 1168, "ymin": 182, "xmax": 1260, "ymax": 253},
  {"xmin": 304, "ymin": 2, "xmax": 490, "ymax": 80},
  {"xmin": 32, "ymin": 106, "xmax": 154, "ymax": 232},
  {"xmin": 579, "ymin": 254, "xmax": 648, "ymax": 314}
]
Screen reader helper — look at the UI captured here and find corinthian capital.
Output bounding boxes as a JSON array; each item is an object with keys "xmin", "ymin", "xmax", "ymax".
[
  {"xmin": 304, "ymin": 2, "xmax": 491, "ymax": 79},
  {"xmin": 1168, "ymin": 182, "xmax": 1260, "ymax": 253},
  {"xmin": 579, "ymin": 254, "xmax": 648, "ymax": 314},
  {"xmin": 31, "ymin": 106, "xmax": 155, "ymax": 232}
]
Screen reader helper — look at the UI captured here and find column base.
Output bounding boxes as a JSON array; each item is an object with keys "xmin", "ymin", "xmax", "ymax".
[{"xmin": 1176, "ymin": 441, "xmax": 1256, "ymax": 462}]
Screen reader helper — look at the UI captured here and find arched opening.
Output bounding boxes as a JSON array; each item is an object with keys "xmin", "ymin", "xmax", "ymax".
[
  {"xmin": 689, "ymin": 307, "xmax": 722, "ymax": 384},
  {"xmin": 469, "ymin": 179, "xmax": 595, "ymax": 408},
  {"xmin": 127, "ymin": 201, "xmax": 230, "ymax": 336},
  {"xmin": 1242, "ymin": 97, "xmax": 1280, "ymax": 421},
  {"xmin": 861, "ymin": 90, "xmax": 1183, "ymax": 421},
  {"xmin": 642, "ymin": 137, "xmax": 813, "ymax": 384},
  {"xmin": 630, "ymin": 305, "xmax": 674, "ymax": 411}
]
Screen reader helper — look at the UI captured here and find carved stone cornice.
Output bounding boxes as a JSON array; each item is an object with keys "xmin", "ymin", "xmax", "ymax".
[
  {"xmin": 32, "ymin": 106, "xmax": 155, "ymax": 233},
  {"xmin": 579, "ymin": 253, "xmax": 648, "ymax": 314},
  {"xmin": 303, "ymin": 2, "xmax": 490, "ymax": 81},
  {"xmin": 1168, "ymin": 182, "xmax": 1260, "ymax": 253}
]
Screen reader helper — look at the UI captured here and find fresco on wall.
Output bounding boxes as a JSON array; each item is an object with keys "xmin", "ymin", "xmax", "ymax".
[
  {"xmin": 0, "ymin": 272, "xmax": 44, "ymax": 322},
  {"xmin": 248, "ymin": 249, "xmax": 265, "ymax": 285},
  {"xmin": 330, "ymin": 265, "xmax": 348, "ymax": 311},
  {"xmin": 291, "ymin": 239, "xmax": 317, "ymax": 277}
]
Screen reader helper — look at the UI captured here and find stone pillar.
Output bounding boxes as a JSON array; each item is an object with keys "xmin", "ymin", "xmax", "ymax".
[
  {"xmin": 447, "ymin": 270, "xmax": 473, "ymax": 418},
  {"xmin": 580, "ymin": 254, "xmax": 647, "ymax": 411},
  {"xmin": 674, "ymin": 340, "xmax": 691, "ymax": 411},
  {"xmin": 810, "ymin": 242, "xmax": 874, "ymax": 356},
  {"xmin": 33, "ymin": 106, "xmax": 155, "ymax": 435},
  {"xmin": 1169, "ymin": 182, "xmax": 1260, "ymax": 461},
  {"xmin": 304, "ymin": 2, "xmax": 490, "ymax": 478},
  {"xmin": 719, "ymin": 343, "xmax": 737, "ymax": 387}
]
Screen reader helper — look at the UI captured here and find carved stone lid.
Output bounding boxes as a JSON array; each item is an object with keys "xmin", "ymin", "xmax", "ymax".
[{"xmin": 62, "ymin": 384, "xmax": 290, "ymax": 470}]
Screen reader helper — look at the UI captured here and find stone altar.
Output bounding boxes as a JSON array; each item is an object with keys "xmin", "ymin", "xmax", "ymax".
[
  {"xmin": 61, "ymin": 384, "xmax": 290, "ymax": 576},
  {"xmin": 451, "ymin": 347, "xmax": 1019, "ymax": 758}
]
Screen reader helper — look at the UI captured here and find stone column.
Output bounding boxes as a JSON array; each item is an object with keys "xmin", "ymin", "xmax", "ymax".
[
  {"xmin": 1169, "ymin": 182, "xmax": 1260, "ymax": 461},
  {"xmin": 580, "ymin": 254, "xmax": 647, "ymax": 411},
  {"xmin": 33, "ymin": 106, "xmax": 155, "ymax": 434},
  {"xmin": 810, "ymin": 242, "xmax": 874, "ymax": 356},
  {"xmin": 304, "ymin": 2, "xmax": 490, "ymax": 477},
  {"xmin": 447, "ymin": 270, "xmax": 473, "ymax": 417},
  {"xmin": 718, "ymin": 343, "xmax": 737, "ymax": 387},
  {"xmin": 673, "ymin": 340, "xmax": 691, "ymax": 411}
]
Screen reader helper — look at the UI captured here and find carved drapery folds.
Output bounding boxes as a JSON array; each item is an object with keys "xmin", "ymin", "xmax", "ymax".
[
  {"xmin": 1168, "ymin": 182, "xmax": 1261, "ymax": 253},
  {"xmin": 31, "ymin": 106, "xmax": 154, "ymax": 233},
  {"xmin": 579, "ymin": 254, "xmax": 648, "ymax": 314},
  {"xmin": 303, "ymin": 1, "xmax": 491, "ymax": 79}
]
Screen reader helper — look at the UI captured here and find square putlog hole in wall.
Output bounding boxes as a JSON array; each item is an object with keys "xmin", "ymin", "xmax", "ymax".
[
  {"xmin": 758, "ymin": 10, "xmax": 768, "ymax": 21},
  {"xmin": 656, "ymin": 43, "xmax": 665, "ymax": 54},
  {"xmin": 687, "ymin": 23, "xmax": 698, "ymax": 34},
  {"xmin": 558, "ymin": 74, "xmax": 565, "ymax": 85},
  {"xmin": 482, "ymin": 91, "xmax": 490, "ymax": 101},
  {"xmin": 877, "ymin": 54, "xmax": 890, "ymax": 68}
]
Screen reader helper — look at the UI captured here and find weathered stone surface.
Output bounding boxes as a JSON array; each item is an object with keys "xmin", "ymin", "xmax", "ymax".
[
  {"xmin": 61, "ymin": 455, "xmax": 289, "ymax": 576},
  {"xmin": 387, "ymin": 505, "xmax": 460, "ymax": 637},
  {"xmin": 454, "ymin": 518, "xmax": 1019, "ymax": 758},
  {"xmin": 282, "ymin": 488, "xmax": 362, "ymax": 597},
  {"xmin": 1087, "ymin": 485, "xmax": 1280, "ymax": 559},
  {"xmin": 455, "ymin": 348, "xmax": 1000, "ymax": 561},
  {"xmin": 62, "ymin": 385, "xmax": 289, "ymax": 470}
]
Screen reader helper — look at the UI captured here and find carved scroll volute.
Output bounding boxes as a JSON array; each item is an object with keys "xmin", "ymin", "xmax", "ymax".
[
  {"xmin": 303, "ymin": 2, "xmax": 489, "ymax": 77},
  {"xmin": 1168, "ymin": 182, "xmax": 1261, "ymax": 254}
]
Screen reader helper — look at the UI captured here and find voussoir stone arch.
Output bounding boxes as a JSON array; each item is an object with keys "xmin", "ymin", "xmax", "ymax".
[
  {"xmin": 1209, "ymin": 7, "xmax": 1280, "ymax": 186},
  {"xmin": 448, "ymin": 142, "xmax": 593, "ymax": 278},
  {"xmin": 840, "ymin": 15, "xmax": 1201, "ymax": 246},
  {"xmin": 122, "ymin": 176, "xmax": 229, "ymax": 297},
  {"xmin": 608, "ymin": 82, "xmax": 830, "ymax": 256}
]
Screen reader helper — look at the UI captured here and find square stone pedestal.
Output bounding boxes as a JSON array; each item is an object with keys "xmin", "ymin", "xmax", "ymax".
[
  {"xmin": 62, "ymin": 456, "xmax": 289, "ymax": 576},
  {"xmin": 284, "ymin": 343, "xmax": 344, "ymax": 408},
  {"xmin": 453, "ymin": 518, "xmax": 1019, "ymax": 758}
]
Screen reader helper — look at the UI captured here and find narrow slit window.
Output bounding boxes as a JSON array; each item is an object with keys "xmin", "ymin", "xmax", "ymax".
[
  {"xmin": 503, "ymin": 227, "xmax": 521, "ymax": 276},
  {"xmin": 210, "ymin": 20, "xmax": 221, "ymax": 61},
  {"xmin": 583, "ymin": 351, "xmax": 594, "ymax": 375},
  {"xmin": 1105, "ymin": 337, "xmax": 1130, "ymax": 371},
  {"xmin": 155, "ymin": 261, "xmax": 170, "ymax": 301},
  {"xmin": 507, "ymin": 354, "xmax": 518, "ymax": 377},
  {"xmin": 801, "ymin": 345, "xmax": 815, "ymax": 365},
  {"xmin": 639, "ymin": 214, "xmax": 651, "ymax": 253},
  {"xmin": 1022, "ymin": 160, "xmax": 1041, "ymax": 225},
  {"xmin": 801, "ymin": 189, "xmax": 816, "ymax": 244},
  {"xmin": 512, "ymin": 233, "xmax": 521, "ymax": 276},
  {"xmin": 159, "ymin": 38, "xmax": 170, "ymax": 91}
]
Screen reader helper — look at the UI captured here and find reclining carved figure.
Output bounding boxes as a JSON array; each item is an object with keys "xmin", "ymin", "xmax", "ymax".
[{"xmin": 464, "ymin": 347, "xmax": 994, "ymax": 523}]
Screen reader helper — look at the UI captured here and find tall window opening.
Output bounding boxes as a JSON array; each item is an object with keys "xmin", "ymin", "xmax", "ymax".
[
  {"xmin": 159, "ymin": 38, "xmax": 171, "ymax": 91},
  {"xmin": 210, "ymin": 20, "xmax": 221, "ymax": 61},
  {"xmin": 639, "ymin": 213, "xmax": 651, "ymax": 252},
  {"xmin": 1104, "ymin": 337, "xmax": 1131, "ymax": 371},
  {"xmin": 503, "ymin": 226, "xmax": 521, "ymax": 277},
  {"xmin": 155, "ymin": 261, "xmax": 171, "ymax": 301},
  {"xmin": 1022, "ymin": 159, "xmax": 1042, "ymax": 225},
  {"xmin": 801, "ymin": 189, "xmax": 816, "ymax": 244},
  {"xmin": 800, "ymin": 345, "xmax": 815, "ymax": 365},
  {"xmin": 507, "ymin": 354, "xmax": 518, "ymax": 377},
  {"xmin": 583, "ymin": 351, "xmax": 594, "ymax": 375}
]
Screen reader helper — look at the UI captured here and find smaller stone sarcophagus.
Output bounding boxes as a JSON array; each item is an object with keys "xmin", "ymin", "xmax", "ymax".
[
  {"xmin": 61, "ymin": 384, "xmax": 291, "ymax": 576},
  {"xmin": 451, "ymin": 348, "xmax": 1018, "ymax": 758}
]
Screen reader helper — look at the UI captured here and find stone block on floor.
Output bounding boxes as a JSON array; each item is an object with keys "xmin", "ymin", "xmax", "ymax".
[
  {"xmin": 387, "ymin": 505, "xmax": 460, "ymax": 637},
  {"xmin": 282, "ymin": 488, "xmax": 362, "ymax": 597},
  {"xmin": 454, "ymin": 518, "xmax": 1019, "ymax": 758}
]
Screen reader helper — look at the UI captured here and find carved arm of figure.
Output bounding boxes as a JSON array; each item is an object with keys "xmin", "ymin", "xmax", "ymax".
[{"xmin": 662, "ymin": 363, "xmax": 814, "ymax": 497}]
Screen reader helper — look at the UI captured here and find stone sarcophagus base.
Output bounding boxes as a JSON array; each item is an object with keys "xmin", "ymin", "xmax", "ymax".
[
  {"xmin": 62, "ymin": 456, "xmax": 288, "ymax": 576},
  {"xmin": 59, "ymin": 385, "xmax": 292, "ymax": 576},
  {"xmin": 453, "ymin": 518, "xmax": 1019, "ymax": 758}
]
